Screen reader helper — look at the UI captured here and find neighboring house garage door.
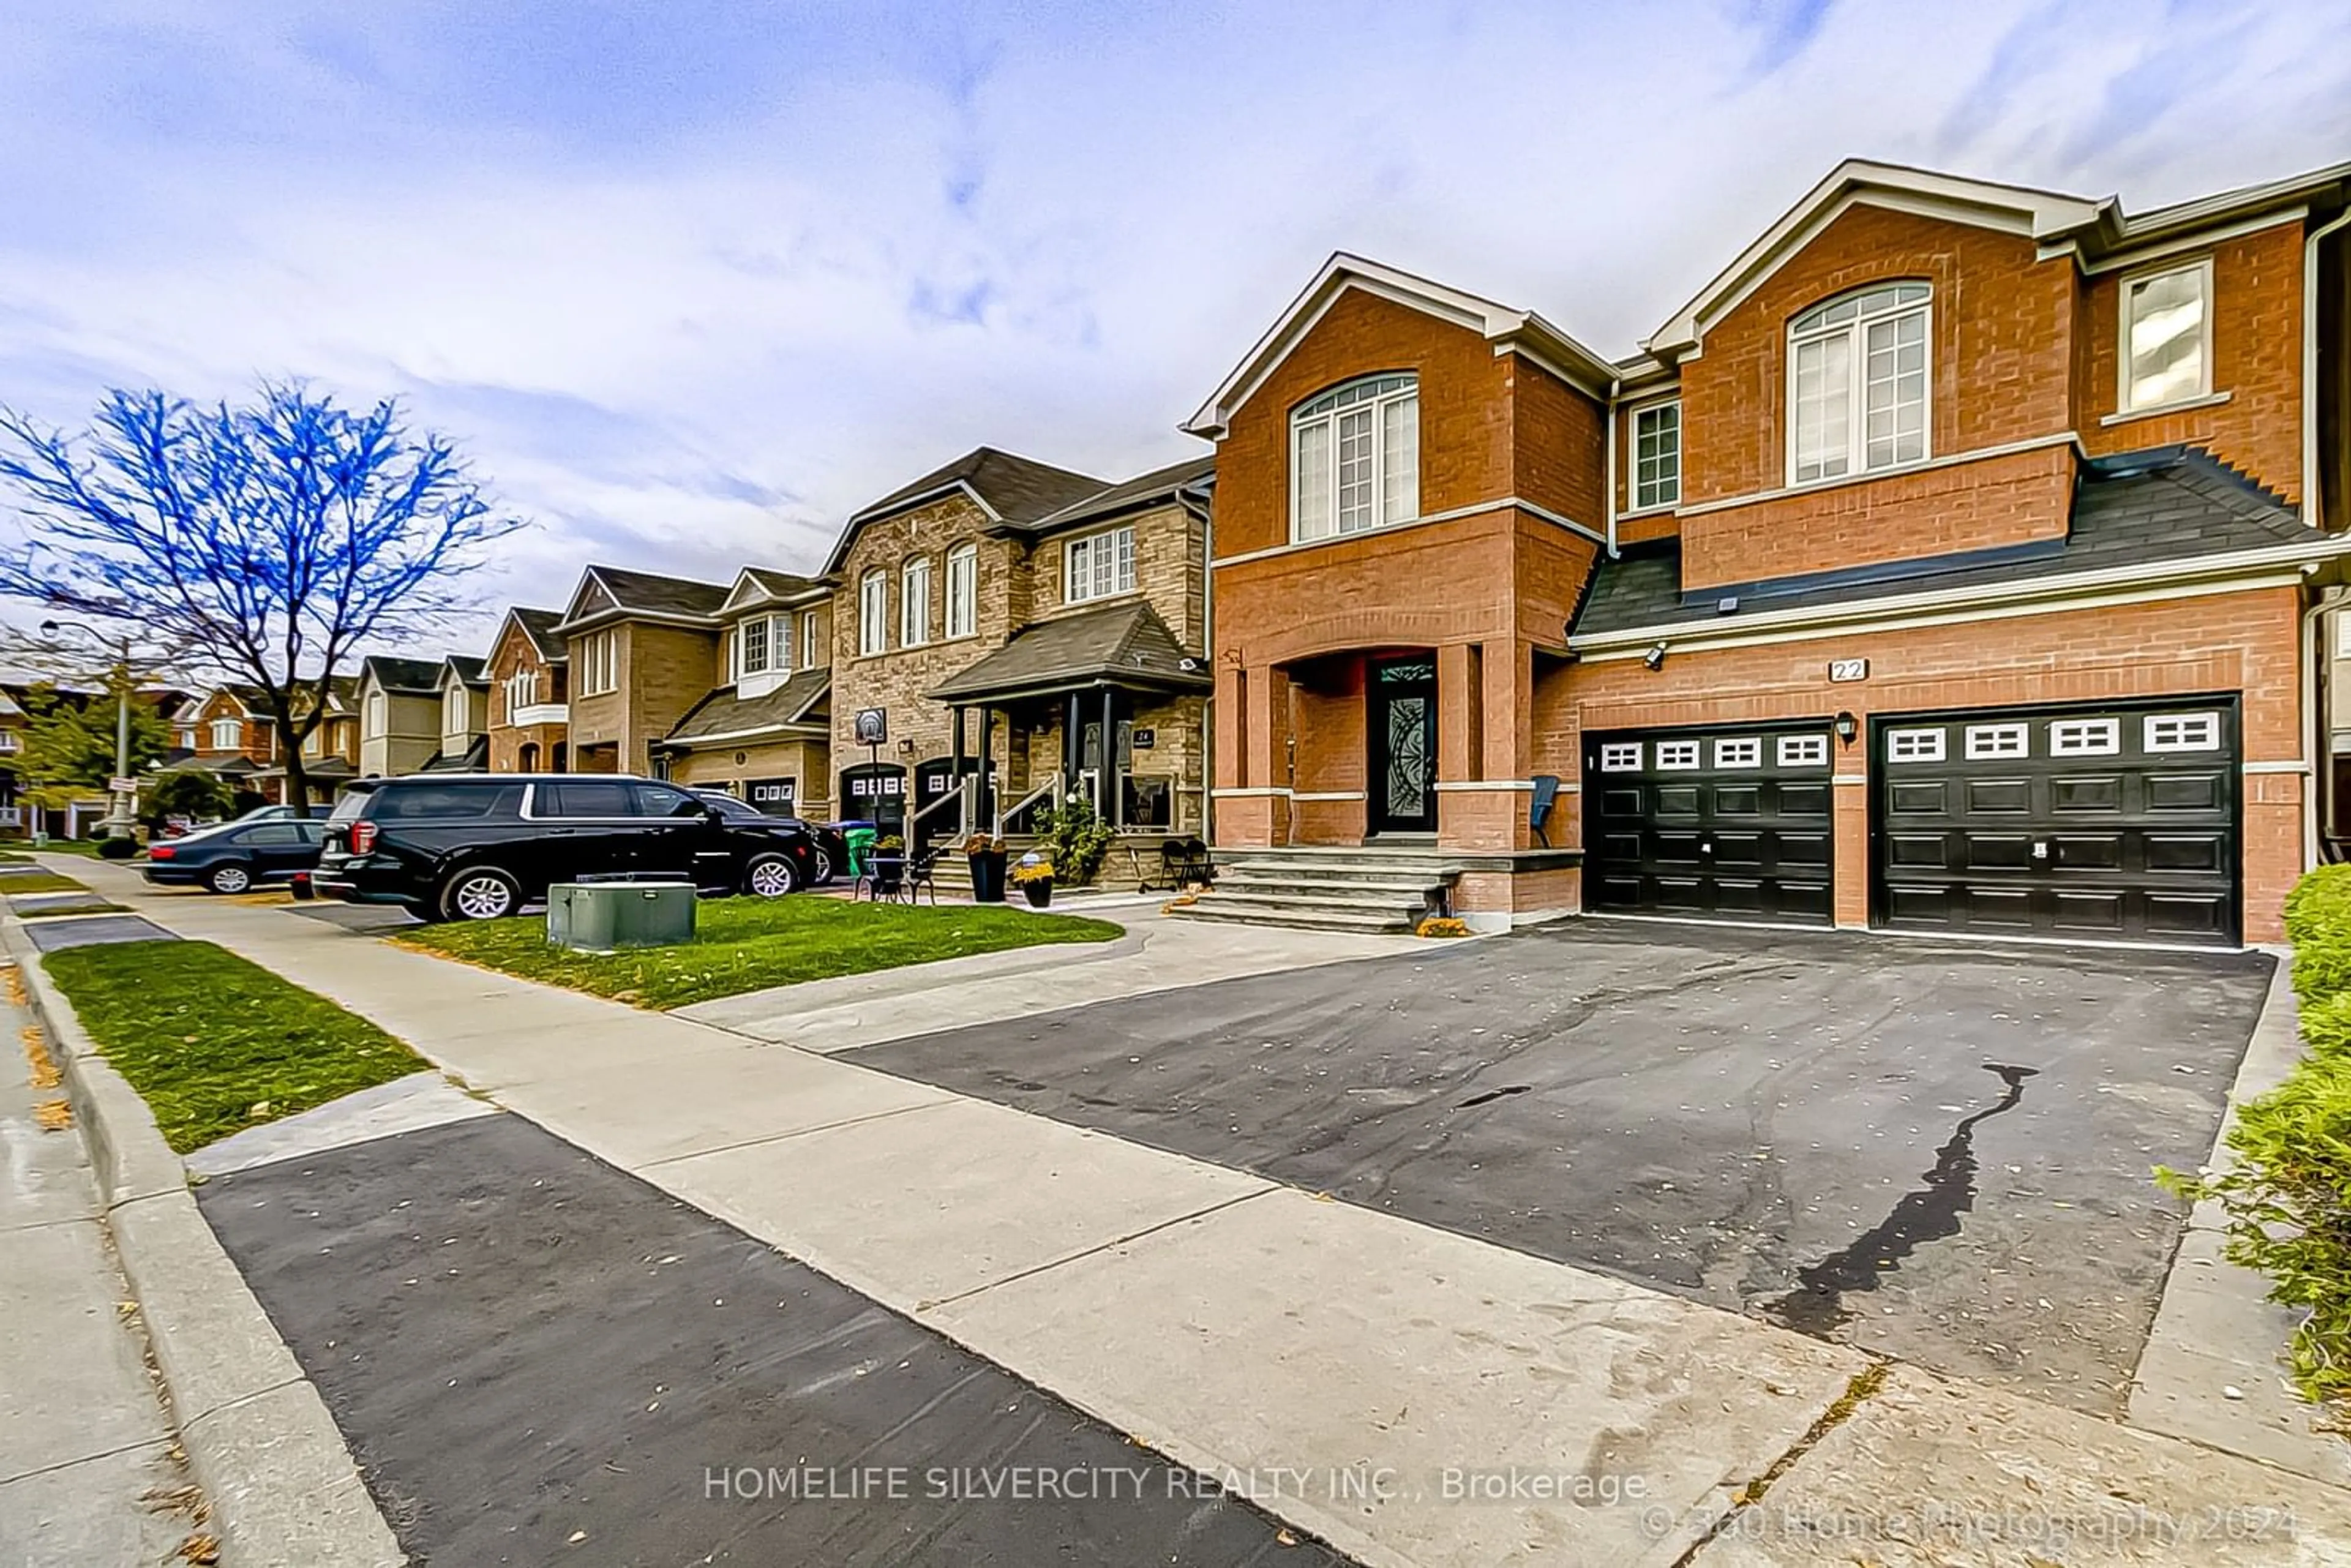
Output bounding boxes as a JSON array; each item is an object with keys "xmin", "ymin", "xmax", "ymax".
[
  {"xmin": 1583, "ymin": 724, "xmax": 1837, "ymax": 924},
  {"xmin": 1871, "ymin": 699, "xmax": 2240, "ymax": 947}
]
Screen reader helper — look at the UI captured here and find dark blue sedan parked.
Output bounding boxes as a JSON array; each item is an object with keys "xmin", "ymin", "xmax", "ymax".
[{"xmin": 143, "ymin": 819, "xmax": 324, "ymax": 894}]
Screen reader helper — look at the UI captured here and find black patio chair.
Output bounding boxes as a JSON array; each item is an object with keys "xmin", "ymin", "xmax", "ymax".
[
  {"xmin": 1172, "ymin": 836, "xmax": 1214, "ymax": 887},
  {"xmin": 1529, "ymin": 775, "xmax": 1562, "ymax": 847},
  {"xmin": 855, "ymin": 853, "xmax": 906, "ymax": 902},
  {"xmin": 902, "ymin": 848, "xmax": 942, "ymax": 906}
]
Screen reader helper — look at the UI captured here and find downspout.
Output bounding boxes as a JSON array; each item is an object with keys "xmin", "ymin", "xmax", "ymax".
[
  {"xmin": 1602, "ymin": 377, "xmax": 1622, "ymax": 558},
  {"xmin": 2301, "ymin": 204, "xmax": 2351, "ymax": 866}
]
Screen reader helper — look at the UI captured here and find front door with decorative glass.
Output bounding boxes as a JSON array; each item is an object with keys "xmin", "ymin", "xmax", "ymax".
[{"xmin": 1368, "ymin": 656, "xmax": 1438, "ymax": 833}]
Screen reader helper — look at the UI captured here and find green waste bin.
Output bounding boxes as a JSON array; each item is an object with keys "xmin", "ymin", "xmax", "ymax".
[
  {"xmin": 547, "ymin": 882, "xmax": 697, "ymax": 951},
  {"xmin": 844, "ymin": 827, "xmax": 879, "ymax": 879}
]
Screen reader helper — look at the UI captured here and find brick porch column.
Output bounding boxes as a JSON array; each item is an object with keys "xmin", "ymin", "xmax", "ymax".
[
  {"xmin": 1215, "ymin": 661, "xmax": 1291, "ymax": 847},
  {"xmin": 1439, "ymin": 638, "xmax": 1534, "ymax": 851}
]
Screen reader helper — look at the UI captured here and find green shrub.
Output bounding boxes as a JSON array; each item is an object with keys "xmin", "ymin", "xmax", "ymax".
[
  {"xmin": 2162, "ymin": 865, "xmax": 2351, "ymax": 1422},
  {"xmin": 95, "ymin": 835, "xmax": 138, "ymax": 860},
  {"xmin": 1035, "ymin": 796, "xmax": 1116, "ymax": 886}
]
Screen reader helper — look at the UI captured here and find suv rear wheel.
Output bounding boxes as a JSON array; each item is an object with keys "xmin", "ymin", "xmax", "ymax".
[
  {"xmin": 743, "ymin": 852, "xmax": 800, "ymax": 899},
  {"xmin": 438, "ymin": 865, "xmax": 522, "ymax": 921}
]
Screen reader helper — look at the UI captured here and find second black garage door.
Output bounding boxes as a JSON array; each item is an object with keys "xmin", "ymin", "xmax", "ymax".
[
  {"xmin": 1871, "ymin": 697, "xmax": 2241, "ymax": 946},
  {"xmin": 1584, "ymin": 722, "xmax": 1837, "ymax": 924}
]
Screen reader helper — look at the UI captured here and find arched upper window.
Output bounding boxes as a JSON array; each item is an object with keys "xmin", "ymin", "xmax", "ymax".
[
  {"xmin": 858, "ymin": 569, "xmax": 889, "ymax": 656},
  {"xmin": 1291, "ymin": 373, "xmax": 1418, "ymax": 542},
  {"xmin": 1788, "ymin": 282, "xmax": 1929, "ymax": 484},
  {"xmin": 901, "ymin": 556, "xmax": 932, "ymax": 648}
]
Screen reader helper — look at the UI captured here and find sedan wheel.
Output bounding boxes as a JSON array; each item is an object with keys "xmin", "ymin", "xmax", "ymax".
[
  {"xmin": 206, "ymin": 863, "xmax": 252, "ymax": 895},
  {"xmin": 744, "ymin": 853, "xmax": 800, "ymax": 898},
  {"xmin": 810, "ymin": 847, "xmax": 834, "ymax": 886},
  {"xmin": 442, "ymin": 868, "xmax": 520, "ymax": 921}
]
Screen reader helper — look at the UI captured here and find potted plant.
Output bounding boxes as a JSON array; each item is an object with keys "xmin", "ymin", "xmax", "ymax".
[
  {"xmin": 1012, "ymin": 852, "xmax": 1054, "ymax": 909},
  {"xmin": 964, "ymin": 831, "xmax": 1008, "ymax": 903},
  {"xmin": 864, "ymin": 833, "xmax": 907, "ymax": 899}
]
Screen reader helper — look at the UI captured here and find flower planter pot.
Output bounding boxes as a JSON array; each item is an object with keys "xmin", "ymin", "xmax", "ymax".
[
  {"xmin": 968, "ymin": 850, "xmax": 1007, "ymax": 903},
  {"xmin": 1021, "ymin": 879, "xmax": 1053, "ymax": 909}
]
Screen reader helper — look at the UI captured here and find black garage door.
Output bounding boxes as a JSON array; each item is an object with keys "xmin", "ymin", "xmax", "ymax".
[
  {"xmin": 1871, "ymin": 697, "xmax": 2240, "ymax": 946},
  {"xmin": 1584, "ymin": 722, "xmax": 1837, "ymax": 923}
]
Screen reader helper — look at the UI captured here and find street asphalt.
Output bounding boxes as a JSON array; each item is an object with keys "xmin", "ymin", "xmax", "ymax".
[
  {"xmin": 850, "ymin": 918, "xmax": 2275, "ymax": 1415},
  {"xmin": 195, "ymin": 1112, "xmax": 1352, "ymax": 1567}
]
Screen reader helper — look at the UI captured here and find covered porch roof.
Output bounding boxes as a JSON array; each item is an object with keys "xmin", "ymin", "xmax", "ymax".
[{"xmin": 926, "ymin": 602, "xmax": 1209, "ymax": 707}]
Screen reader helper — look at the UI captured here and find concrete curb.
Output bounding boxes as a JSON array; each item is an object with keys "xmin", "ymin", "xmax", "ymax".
[{"xmin": 2, "ymin": 916, "xmax": 409, "ymax": 1567}]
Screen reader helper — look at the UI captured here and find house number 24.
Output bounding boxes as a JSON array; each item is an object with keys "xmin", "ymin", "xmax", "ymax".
[{"xmin": 1827, "ymin": 658, "xmax": 1869, "ymax": 683}]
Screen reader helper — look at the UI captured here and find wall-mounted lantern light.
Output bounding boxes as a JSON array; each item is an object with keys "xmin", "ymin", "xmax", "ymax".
[
  {"xmin": 1641, "ymin": 643, "xmax": 1669, "ymax": 672},
  {"xmin": 1834, "ymin": 710, "xmax": 1859, "ymax": 746}
]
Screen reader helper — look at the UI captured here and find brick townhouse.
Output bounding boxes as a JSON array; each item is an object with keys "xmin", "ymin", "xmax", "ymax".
[
  {"xmin": 1183, "ymin": 156, "xmax": 2351, "ymax": 945},
  {"xmin": 654, "ymin": 567, "xmax": 834, "ymax": 817},
  {"xmin": 820, "ymin": 446, "xmax": 1212, "ymax": 847},
  {"xmin": 484, "ymin": 607, "xmax": 570, "ymax": 773},
  {"xmin": 178, "ymin": 679, "xmax": 359, "ymax": 803},
  {"xmin": 551, "ymin": 566, "xmax": 734, "ymax": 776}
]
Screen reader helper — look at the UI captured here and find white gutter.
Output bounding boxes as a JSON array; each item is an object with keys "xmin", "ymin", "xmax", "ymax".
[
  {"xmin": 1602, "ymin": 375, "xmax": 1622, "ymax": 558},
  {"xmin": 2301, "ymin": 579, "xmax": 2345, "ymax": 869},
  {"xmin": 2300, "ymin": 203, "xmax": 2351, "ymax": 865},
  {"xmin": 1570, "ymin": 535, "xmax": 2351, "ymax": 653}
]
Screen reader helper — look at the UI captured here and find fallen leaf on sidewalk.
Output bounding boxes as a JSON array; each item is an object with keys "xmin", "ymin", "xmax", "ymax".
[
  {"xmin": 21, "ymin": 1025, "xmax": 59, "ymax": 1089},
  {"xmin": 34, "ymin": 1097, "xmax": 70, "ymax": 1131},
  {"xmin": 175, "ymin": 1534, "xmax": 220, "ymax": 1564}
]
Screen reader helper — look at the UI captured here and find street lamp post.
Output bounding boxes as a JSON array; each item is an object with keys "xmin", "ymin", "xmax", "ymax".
[{"xmin": 39, "ymin": 619, "xmax": 137, "ymax": 840}]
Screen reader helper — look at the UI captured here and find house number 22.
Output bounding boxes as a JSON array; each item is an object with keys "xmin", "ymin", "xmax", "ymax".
[{"xmin": 1828, "ymin": 658, "xmax": 1869, "ymax": 683}]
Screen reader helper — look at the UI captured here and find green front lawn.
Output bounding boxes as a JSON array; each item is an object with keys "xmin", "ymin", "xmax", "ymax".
[
  {"xmin": 42, "ymin": 940, "xmax": 429, "ymax": 1152},
  {"xmin": 397, "ymin": 895, "xmax": 1124, "ymax": 1009},
  {"xmin": 0, "ymin": 870, "xmax": 96, "ymax": 894}
]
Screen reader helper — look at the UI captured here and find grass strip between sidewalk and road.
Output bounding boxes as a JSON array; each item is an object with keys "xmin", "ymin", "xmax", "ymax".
[
  {"xmin": 0, "ymin": 869, "xmax": 99, "ymax": 893},
  {"xmin": 397, "ymin": 895, "xmax": 1125, "ymax": 1010},
  {"xmin": 41, "ymin": 939, "xmax": 429, "ymax": 1152}
]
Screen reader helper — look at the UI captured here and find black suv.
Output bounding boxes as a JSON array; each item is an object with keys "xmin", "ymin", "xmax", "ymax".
[{"xmin": 315, "ymin": 774, "xmax": 821, "ymax": 921}]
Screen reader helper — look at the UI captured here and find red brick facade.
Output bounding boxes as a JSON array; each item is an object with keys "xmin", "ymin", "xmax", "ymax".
[{"xmin": 1201, "ymin": 165, "xmax": 2345, "ymax": 945}]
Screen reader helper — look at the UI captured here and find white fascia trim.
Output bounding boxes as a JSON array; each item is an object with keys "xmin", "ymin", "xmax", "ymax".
[
  {"xmin": 1646, "ymin": 164, "xmax": 2107, "ymax": 356},
  {"xmin": 1432, "ymin": 779, "xmax": 1537, "ymax": 792},
  {"xmin": 2053, "ymin": 208, "xmax": 2306, "ymax": 275},
  {"xmin": 2100, "ymin": 391, "xmax": 2232, "ymax": 428},
  {"xmin": 1493, "ymin": 340, "xmax": 1610, "ymax": 402},
  {"xmin": 1212, "ymin": 495, "xmax": 1605, "ymax": 570},
  {"xmin": 1210, "ymin": 786, "xmax": 1294, "ymax": 798},
  {"xmin": 1674, "ymin": 432, "xmax": 2079, "ymax": 519},
  {"xmin": 1291, "ymin": 790, "xmax": 1366, "ymax": 801},
  {"xmin": 1572, "ymin": 561, "xmax": 2329, "ymax": 659},
  {"xmin": 664, "ymin": 722, "xmax": 822, "ymax": 749},
  {"xmin": 2244, "ymin": 760, "xmax": 2314, "ymax": 775}
]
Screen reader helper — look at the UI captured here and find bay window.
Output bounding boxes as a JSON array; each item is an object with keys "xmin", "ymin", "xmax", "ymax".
[
  {"xmin": 735, "ymin": 614, "xmax": 772, "ymax": 678},
  {"xmin": 1291, "ymin": 373, "xmax": 1418, "ymax": 541},
  {"xmin": 1788, "ymin": 282, "xmax": 1929, "ymax": 484},
  {"xmin": 1633, "ymin": 400, "xmax": 1681, "ymax": 510}
]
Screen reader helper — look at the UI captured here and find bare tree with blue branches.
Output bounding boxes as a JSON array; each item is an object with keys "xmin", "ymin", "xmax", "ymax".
[{"xmin": 0, "ymin": 383, "xmax": 525, "ymax": 811}]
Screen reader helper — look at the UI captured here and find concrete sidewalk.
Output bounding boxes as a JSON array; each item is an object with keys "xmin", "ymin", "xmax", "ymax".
[
  {"xmin": 0, "ymin": 959, "xmax": 198, "ymax": 1565},
  {"xmin": 57, "ymin": 857, "xmax": 2351, "ymax": 1566}
]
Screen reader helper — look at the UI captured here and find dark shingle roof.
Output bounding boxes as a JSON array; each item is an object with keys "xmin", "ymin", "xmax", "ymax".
[
  {"xmin": 1573, "ymin": 446, "xmax": 2320, "ymax": 639},
  {"xmin": 418, "ymin": 737, "xmax": 490, "ymax": 772},
  {"xmin": 509, "ymin": 607, "xmax": 568, "ymax": 662},
  {"xmin": 927, "ymin": 602, "xmax": 1209, "ymax": 703},
  {"xmin": 822, "ymin": 447, "xmax": 1109, "ymax": 575},
  {"xmin": 443, "ymin": 655, "xmax": 488, "ymax": 686},
  {"xmin": 1022, "ymin": 453, "xmax": 1214, "ymax": 535},
  {"xmin": 740, "ymin": 566, "xmax": 819, "ymax": 599},
  {"xmin": 663, "ymin": 669, "xmax": 831, "ymax": 745},
  {"xmin": 576, "ymin": 565, "xmax": 730, "ymax": 622},
  {"xmin": 360, "ymin": 656, "xmax": 443, "ymax": 695}
]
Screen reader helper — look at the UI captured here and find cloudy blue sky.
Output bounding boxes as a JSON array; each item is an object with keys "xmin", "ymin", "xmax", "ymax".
[{"xmin": 3, "ymin": 0, "xmax": 2349, "ymax": 647}]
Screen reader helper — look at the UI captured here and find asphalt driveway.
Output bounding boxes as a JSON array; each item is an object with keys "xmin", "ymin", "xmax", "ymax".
[{"xmin": 850, "ymin": 920, "xmax": 2274, "ymax": 1416}]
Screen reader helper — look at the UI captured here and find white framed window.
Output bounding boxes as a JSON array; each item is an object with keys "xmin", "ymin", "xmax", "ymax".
[
  {"xmin": 1777, "ymin": 734, "xmax": 1829, "ymax": 768},
  {"xmin": 1965, "ymin": 722, "xmax": 2028, "ymax": 760},
  {"xmin": 1291, "ymin": 373, "xmax": 1418, "ymax": 541},
  {"xmin": 444, "ymin": 686, "xmax": 467, "ymax": 732},
  {"xmin": 1655, "ymin": 739, "xmax": 1701, "ymax": 770},
  {"xmin": 802, "ymin": 610, "xmax": 819, "ymax": 669},
  {"xmin": 175, "ymin": 727, "xmax": 195, "ymax": 749},
  {"xmin": 1788, "ymin": 282, "xmax": 1929, "ymax": 484},
  {"xmin": 859, "ymin": 569, "xmax": 888, "ymax": 656},
  {"xmin": 1065, "ymin": 525, "xmax": 1136, "ymax": 605},
  {"xmin": 365, "ymin": 689, "xmax": 386, "ymax": 733},
  {"xmin": 576, "ymin": 630, "xmax": 618, "ymax": 695},
  {"xmin": 2144, "ymin": 712, "xmax": 2221, "ymax": 753},
  {"xmin": 504, "ymin": 670, "xmax": 536, "ymax": 718},
  {"xmin": 945, "ymin": 543, "xmax": 978, "ymax": 639},
  {"xmin": 901, "ymin": 557, "xmax": 931, "ymax": 647},
  {"xmin": 2049, "ymin": 718, "xmax": 2120, "ymax": 757},
  {"xmin": 1599, "ymin": 741, "xmax": 1641, "ymax": 772},
  {"xmin": 210, "ymin": 717, "xmax": 241, "ymax": 749},
  {"xmin": 302, "ymin": 727, "xmax": 321, "ymax": 756},
  {"xmin": 1886, "ymin": 728, "xmax": 1946, "ymax": 763},
  {"xmin": 1633, "ymin": 401, "xmax": 1681, "ymax": 511},
  {"xmin": 736, "ymin": 614, "xmax": 772, "ymax": 678},
  {"xmin": 2121, "ymin": 258, "xmax": 2212, "ymax": 413},
  {"xmin": 1714, "ymin": 737, "xmax": 1761, "ymax": 768}
]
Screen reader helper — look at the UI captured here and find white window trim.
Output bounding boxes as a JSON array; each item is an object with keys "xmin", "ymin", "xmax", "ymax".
[
  {"xmin": 1630, "ymin": 399, "xmax": 1682, "ymax": 514},
  {"xmin": 574, "ymin": 631, "xmax": 619, "ymax": 697},
  {"xmin": 1777, "ymin": 735, "xmax": 1829, "ymax": 768},
  {"xmin": 1289, "ymin": 373, "xmax": 1420, "ymax": 543},
  {"xmin": 1714, "ymin": 737, "xmax": 1760, "ymax": 768},
  {"xmin": 1064, "ymin": 525, "xmax": 1138, "ymax": 606},
  {"xmin": 802, "ymin": 610, "xmax": 819, "ymax": 669},
  {"xmin": 945, "ymin": 544, "xmax": 978, "ymax": 640},
  {"xmin": 858, "ymin": 570, "xmax": 888, "ymax": 657},
  {"xmin": 210, "ymin": 718, "xmax": 242, "ymax": 749},
  {"xmin": 1886, "ymin": 727, "xmax": 1946, "ymax": 763},
  {"xmin": 1965, "ymin": 722, "xmax": 2028, "ymax": 760},
  {"xmin": 2144, "ymin": 712, "xmax": 2222, "ymax": 753},
  {"xmin": 2117, "ymin": 255, "xmax": 2215, "ymax": 416},
  {"xmin": 735, "ymin": 613, "xmax": 774, "ymax": 680},
  {"xmin": 1785, "ymin": 283, "xmax": 1932, "ymax": 487},
  {"xmin": 1655, "ymin": 740, "xmax": 1701, "ymax": 771},
  {"xmin": 900, "ymin": 558, "xmax": 931, "ymax": 648},
  {"xmin": 1599, "ymin": 741, "xmax": 1641, "ymax": 772},
  {"xmin": 2049, "ymin": 718, "xmax": 2121, "ymax": 757}
]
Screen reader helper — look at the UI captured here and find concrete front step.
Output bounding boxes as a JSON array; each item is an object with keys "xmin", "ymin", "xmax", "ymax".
[
  {"xmin": 1215, "ymin": 870, "xmax": 1453, "ymax": 896},
  {"xmin": 1168, "ymin": 901, "xmax": 1418, "ymax": 933}
]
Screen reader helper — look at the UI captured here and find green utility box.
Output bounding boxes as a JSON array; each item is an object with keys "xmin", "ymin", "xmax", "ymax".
[{"xmin": 546, "ymin": 882, "xmax": 697, "ymax": 952}]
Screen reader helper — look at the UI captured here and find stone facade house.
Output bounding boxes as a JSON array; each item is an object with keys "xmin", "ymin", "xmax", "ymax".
[
  {"xmin": 656, "ymin": 568, "xmax": 833, "ymax": 817},
  {"xmin": 484, "ymin": 607, "xmax": 570, "ymax": 773},
  {"xmin": 820, "ymin": 446, "xmax": 1213, "ymax": 846},
  {"xmin": 1187, "ymin": 156, "xmax": 2351, "ymax": 944},
  {"xmin": 552, "ymin": 566, "xmax": 730, "ymax": 776}
]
